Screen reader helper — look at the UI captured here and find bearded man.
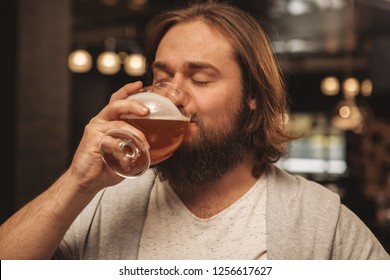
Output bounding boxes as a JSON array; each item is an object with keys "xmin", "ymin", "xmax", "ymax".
[{"xmin": 0, "ymin": 1, "xmax": 388, "ymax": 260}]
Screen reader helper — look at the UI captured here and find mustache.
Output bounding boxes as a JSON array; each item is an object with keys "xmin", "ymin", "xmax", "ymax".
[{"xmin": 189, "ymin": 113, "xmax": 198, "ymax": 123}]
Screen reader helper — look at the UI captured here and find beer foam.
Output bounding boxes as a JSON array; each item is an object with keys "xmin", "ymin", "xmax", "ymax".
[{"xmin": 122, "ymin": 92, "xmax": 190, "ymax": 122}]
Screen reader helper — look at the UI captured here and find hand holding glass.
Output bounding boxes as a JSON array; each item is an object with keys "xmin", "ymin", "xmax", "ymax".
[{"xmin": 99, "ymin": 80, "xmax": 195, "ymax": 177}]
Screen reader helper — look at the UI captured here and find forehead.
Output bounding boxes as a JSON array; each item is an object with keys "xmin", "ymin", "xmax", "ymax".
[{"xmin": 155, "ymin": 20, "xmax": 235, "ymax": 66}]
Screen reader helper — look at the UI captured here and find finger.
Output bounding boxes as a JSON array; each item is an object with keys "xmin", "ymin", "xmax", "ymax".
[
  {"xmin": 96, "ymin": 99, "xmax": 150, "ymax": 123},
  {"xmin": 109, "ymin": 81, "xmax": 143, "ymax": 103},
  {"xmin": 92, "ymin": 120, "xmax": 150, "ymax": 150}
]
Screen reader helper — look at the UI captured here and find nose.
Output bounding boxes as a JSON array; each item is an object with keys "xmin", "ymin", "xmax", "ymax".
[
  {"xmin": 153, "ymin": 79, "xmax": 185, "ymax": 104},
  {"xmin": 154, "ymin": 76, "xmax": 185, "ymax": 91}
]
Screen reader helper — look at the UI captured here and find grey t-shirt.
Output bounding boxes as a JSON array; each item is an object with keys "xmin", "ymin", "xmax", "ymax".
[
  {"xmin": 138, "ymin": 176, "xmax": 267, "ymax": 259},
  {"xmin": 54, "ymin": 166, "xmax": 390, "ymax": 260}
]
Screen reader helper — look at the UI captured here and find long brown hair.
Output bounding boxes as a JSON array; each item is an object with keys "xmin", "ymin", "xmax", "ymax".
[{"xmin": 144, "ymin": 0, "xmax": 294, "ymax": 176}]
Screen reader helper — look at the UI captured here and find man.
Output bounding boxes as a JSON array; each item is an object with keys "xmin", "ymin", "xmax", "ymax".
[{"xmin": 0, "ymin": 1, "xmax": 388, "ymax": 259}]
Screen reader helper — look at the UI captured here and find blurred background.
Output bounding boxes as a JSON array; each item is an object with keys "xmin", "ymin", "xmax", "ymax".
[{"xmin": 1, "ymin": 0, "xmax": 389, "ymax": 252}]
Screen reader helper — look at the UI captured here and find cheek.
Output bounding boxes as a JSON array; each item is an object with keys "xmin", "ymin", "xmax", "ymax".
[{"xmin": 197, "ymin": 96, "xmax": 241, "ymax": 131}]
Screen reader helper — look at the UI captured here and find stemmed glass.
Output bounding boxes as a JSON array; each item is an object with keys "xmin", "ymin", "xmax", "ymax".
[{"xmin": 99, "ymin": 80, "xmax": 195, "ymax": 177}]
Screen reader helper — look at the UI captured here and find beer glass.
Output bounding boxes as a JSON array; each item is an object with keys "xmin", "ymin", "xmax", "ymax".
[{"xmin": 99, "ymin": 80, "xmax": 195, "ymax": 177}]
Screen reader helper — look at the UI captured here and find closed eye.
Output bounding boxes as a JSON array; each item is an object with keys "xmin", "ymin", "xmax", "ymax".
[{"xmin": 192, "ymin": 79, "xmax": 210, "ymax": 86}]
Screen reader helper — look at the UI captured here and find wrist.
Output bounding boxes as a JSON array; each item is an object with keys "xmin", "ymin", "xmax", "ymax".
[{"xmin": 60, "ymin": 168, "xmax": 102, "ymax": 198}]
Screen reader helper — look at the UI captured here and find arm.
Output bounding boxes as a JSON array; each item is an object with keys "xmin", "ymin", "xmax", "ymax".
[
  {"xmin": 0, "ymin": 172, "xmax": 98, "ymax": 259},
  {"xmin": 0, "ymin": 81, "xmax": 149, "ymax": 259}
]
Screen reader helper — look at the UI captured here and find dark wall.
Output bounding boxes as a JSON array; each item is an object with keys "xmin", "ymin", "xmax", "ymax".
[
  {"xmin": 1, "ymin": 0, "xmax": 71, "ymax": 223},
  {"xmin": 0, "ymin": 1, "xmax": 17, "ymax": 223}
]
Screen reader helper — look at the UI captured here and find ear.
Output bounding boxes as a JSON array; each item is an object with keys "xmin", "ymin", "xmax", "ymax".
[{"xmin": 248, "ymin": 98, "xmax": 256, "ymax": 110}]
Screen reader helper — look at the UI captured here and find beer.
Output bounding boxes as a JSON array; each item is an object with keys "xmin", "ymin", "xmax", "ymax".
[
  {"xmin": 99, "ymin": 82, "xmax": 195, "ymax": 178},
  {"xmin": 126, "ymin": 117, "xmax": 188, "ymax": 164}
]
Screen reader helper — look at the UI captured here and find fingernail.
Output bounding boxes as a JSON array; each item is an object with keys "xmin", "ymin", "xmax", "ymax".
[{"xmin": 140, "ymin": 105, "xmax": 149, "ymax": 112}]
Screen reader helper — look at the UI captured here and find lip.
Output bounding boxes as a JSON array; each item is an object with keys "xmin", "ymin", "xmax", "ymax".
[
  {"xmin": 184, "ymin": 121, "xmax": 198, "ymax": 142},
  {"xmin": 187, "ymin": 121, "xmax": 197, "ymax": 131}
]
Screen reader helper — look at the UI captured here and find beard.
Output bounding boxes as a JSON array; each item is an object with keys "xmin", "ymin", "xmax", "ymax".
[{"xmin": 154, "ymin": 102, "xmax": 251, "ymax": 192}]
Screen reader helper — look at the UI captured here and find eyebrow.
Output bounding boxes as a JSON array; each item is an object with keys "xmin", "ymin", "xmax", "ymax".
[
  {"xmin": 151, "ymin": 61, "xmax": 173, "ymax": 73},
  {"xmin": 151, "ymin": 61, "xmax": 221, "ymax": 75},
  {"xmin": 186, "ymin": 61, "xmax": 221, "ymax": 74}
]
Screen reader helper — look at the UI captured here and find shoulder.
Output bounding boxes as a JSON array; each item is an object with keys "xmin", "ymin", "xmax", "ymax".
[
  {"xmin": 268, "ymin": 165, "xmax": 340, "ymax": 208},
  {"xmin": 266, "ymin": 166, "xmax": 341, "ymax": 259},
  {"xmin": 55, "ymin": 170, "xmax": 157, "ymax": 259},
  {"xmin": 266, "ymin": 166, "xmax": 390, "ymax": 259},
  {"xmin": 98, "ymin": 169, "xmax": 157, "ymax": 208},
  {"xmin": 333, "ymin": 204, "xmax": 390, "ymax": 259}
]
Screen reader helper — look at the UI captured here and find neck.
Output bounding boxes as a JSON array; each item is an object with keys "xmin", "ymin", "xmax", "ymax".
[{"xmin": 173, "ymin": 155, "xmax": 260, "ymax": 218}]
